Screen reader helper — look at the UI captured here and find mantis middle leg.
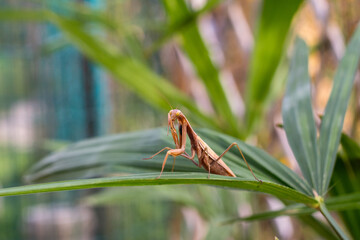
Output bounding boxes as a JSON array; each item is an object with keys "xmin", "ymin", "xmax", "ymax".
[{"xmin": 211, "ymin": 142, "xmax": 261, "ymax": 182}]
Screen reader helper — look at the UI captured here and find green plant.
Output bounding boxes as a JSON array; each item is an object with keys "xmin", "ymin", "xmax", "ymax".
[
  {"xmin": 0, "ymin": 0, "xmax": 302, "ymax": 138},
  {"xmin": 1, "ymin": 26, "xmax": 360, "ymax": 238},
  {"xmin": 1, "ymin": 1, "xmax": 360, "ymax": 239}
]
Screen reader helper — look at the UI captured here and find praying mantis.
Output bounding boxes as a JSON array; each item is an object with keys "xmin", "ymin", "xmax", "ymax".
[{"xmin": 144, "ymin": 109, "xmax": 261, "ymax": 182}]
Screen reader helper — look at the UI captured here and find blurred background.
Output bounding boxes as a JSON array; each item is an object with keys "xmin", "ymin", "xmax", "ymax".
[{"xmin": 0, "ymin": 0, "xmax": 359, "ymax": 239}]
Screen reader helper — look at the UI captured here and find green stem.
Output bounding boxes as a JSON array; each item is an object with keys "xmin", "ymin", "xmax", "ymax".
[{"xmin": 319, "ymin": 202, "xmax": 349, "ymax": 240}]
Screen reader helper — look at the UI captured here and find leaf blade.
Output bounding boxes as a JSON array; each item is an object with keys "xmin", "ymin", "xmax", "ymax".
[
  {"xmin": 162, "ymin": 0, "xmax": 239, "ymax": 135},
  {"xmin": 282, "ymin": 38, "xmax": 319, "ymax": 193},
  {"xmin": 0, "ymin": 8, "xmax": 220, "ymax": 131},
  {"xmin": 197, "ymin": 129, "xmax": 313, "ymax": 195},
  {"xmin": 245, "ymin": 0, "xmax": 303, "ymax": 134},
  {"xmin": 25, "ymin": 127, "xmax": 312, "ymax": 196},
  {"xmin": 319, "ymin": 202, "xmax": 350, "ymax": 240},
  {"xmin": 0, "ymin": 173, "xmax": 316, "ymax": 204},
  {"xmin": 225, "ymin": 192, "xmax": 360, "ymax": 222},
  {"xmin": 319, "ymin": 24, "xmax": 360, "ymax": 195}
]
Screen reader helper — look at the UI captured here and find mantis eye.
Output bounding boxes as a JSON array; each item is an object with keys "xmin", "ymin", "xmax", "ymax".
[{"xmin": 176, "ymin": 112, "xmax": 180, "ymax": 116}]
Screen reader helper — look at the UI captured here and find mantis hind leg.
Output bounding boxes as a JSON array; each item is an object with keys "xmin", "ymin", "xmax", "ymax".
[{"xmin": 212, "ymin": 143, "xmax": 262, "ymax": 183}]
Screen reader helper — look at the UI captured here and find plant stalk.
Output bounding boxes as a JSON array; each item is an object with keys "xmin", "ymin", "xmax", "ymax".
[{"xmin": 319, "ymin": 202, "xmax": 349, "ymax": 240}]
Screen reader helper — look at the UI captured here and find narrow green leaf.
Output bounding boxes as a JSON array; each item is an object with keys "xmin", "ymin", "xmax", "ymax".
[
  {"xmin": 198, "ymin": 129, "xmax": 313, "ymax": 195},
  {"xmin": 224, "ymin": 192, "xmax": 360, "ymax": 223},
  {"xmin": 298, "ymin": 215, "xmax": 339, "ymax": 240},
  {"xmin": 327, "ymin": 192, "xmax": 360, "ymax": 211},
  {"xmin": 282, "ymin": 38, "xmax": 319, "ymax": 193},
  {"xmin": 47, "ymin": 13, "xmax": 192, "ymax": 113},
  {"xmin": 319, "ymin": 23, "xmax": 360, "ymax": 194},
  {"xmin": 0, "ymin": 8, "xmax": 221, "ymax": 129},
  {"xmin": 319, "ymin": 202, "xmax": 350, "ymax": 240},
  {"xmin": 226, "ymin": 210, "xmax": 338, "ymax": 240},
  {"xmin": 162, "ymin": 0, "xmax": 239, "ymax": 136},
  {"xmin": 0, "ymin": 173, "xmax": 316, "ymax": 204},
  {"xmin": 331, "ymin": 136, "xmax": 360, "ymax": 239},
  {"xmin": 25, "ymin": 127, "xmax": 312, "ymax": 196},
  {"xmin": 224, "ymin": 204, "xmax": 313, "ymax": 223},
  {"xmin": 222, "ymin": 192, "xmax": 359, "ymax": 240},
  {"xmin": 246, "ymin": 0, "xmax": 303, "ymax": 134},
  {"xmin": 147, "ymin": 0, "xmax": 221, "ymax": 54}
]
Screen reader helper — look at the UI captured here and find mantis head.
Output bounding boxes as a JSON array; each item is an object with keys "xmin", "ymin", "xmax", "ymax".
[
  {"xmin": 167, "ymin": 109, "xmax": 183, "ymax": 134},
  {"xmin": 168, "ymin": 109, "xmax": 182, "ymax": 123}
]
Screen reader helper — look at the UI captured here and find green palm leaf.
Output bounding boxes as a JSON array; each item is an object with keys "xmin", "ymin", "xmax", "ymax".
[
  {"xmin": 1, "ymin": 173, "xmax": 316, "ymax": 204},
  {"xmin": 162, "ymin": 0, "xmax": 239, "ymax": 135},
  {"xmin": 245, "ymin": 0, "xmax": 303, "ymax": 134},
  {"xmin": 282, "ymin": 38, "xmax": 319, "ymax": 193},
  {"xmin": 319, "ymin": 23, "xmax": 360, "ymax": 195},
  {"xmin": 0, "ymin": 8, "xmax": 219, "ymax": 130},
  {"xmin": 25, "ymin": 127, "xmax": 312, "ymax": 196},
  {"xmin": 224, "ymin": 192, "xmax": 360, "ymax": 222}
]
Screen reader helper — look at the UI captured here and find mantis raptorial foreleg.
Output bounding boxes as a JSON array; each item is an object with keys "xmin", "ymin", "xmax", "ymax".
[
  {"xmin": 144, "ymin": 120, "xmax": 188, "ymax": 178},
  {"xmin": 144, "ymin": 148, "xmax": 196, "ymax": 164},
  {"xmin": 143, "ymin": 147, "xmax": 173, "ymax": 160},
  {"xmin": 143, "ymin": 147, "xmax": 177, "ymax": 171}
]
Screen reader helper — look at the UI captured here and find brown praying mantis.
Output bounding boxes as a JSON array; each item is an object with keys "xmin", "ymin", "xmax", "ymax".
[{"xmin": 144, "ymin": 109, "xmax": 261, "ymax": 182}]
